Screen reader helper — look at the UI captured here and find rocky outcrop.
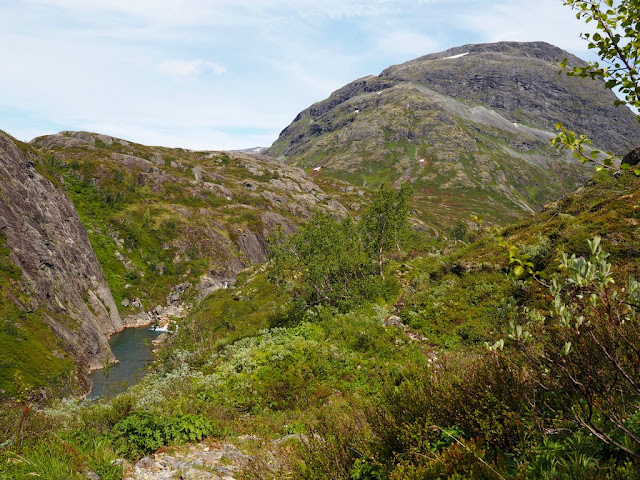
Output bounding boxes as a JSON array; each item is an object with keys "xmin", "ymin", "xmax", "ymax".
[
  {"xmin": 379, "ymin": 41, "xmax": 640, "ymax": 153},
  {"xmin": 26, "ymin": 131, "xmax": 347, "ymax": 345},
  {"xmin": 122, "ymin": 441, "xmax": 250, "ymax": 480},
  {"xmin": 0, "ymin": 131, "xmax": 122, "ymax": 374},
  {"xmin": 623, "ymin": 146, "xmax": 640, "ymax": 167}
]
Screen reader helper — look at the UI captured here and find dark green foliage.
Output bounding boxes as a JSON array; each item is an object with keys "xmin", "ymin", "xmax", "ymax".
[
  {"xmin": 0, "ymin": 408, "xmax": 123, "ymax": 480},
  {"xmin": 449, "ymin": 221, "xmax": 468, "ymax": 242},
  {"xmin": 111, "ymin": 412, "xmax": 218, "ymax": 458},
  {"xmin": 562, "ymin": 0, "xmax": 640, "ymax": 114},
  {"xmin": 268, "ymin": 213, "xmax": 395, "ymax": 311},
  {"xmin": 350, "ymin": 458, "xmax": 386, "ymax": 480},
  {"xmin": 288, "ymin": 398, "xmax": 378, "ymax": 480},
  {"xmin": 282, "ymin": 175, "xmax": 640, "ymax": 478},
  {"xmin": 553, "ymin": 0, "xmax": 640, "ymax": 175},
  {"xmin": 400, "ymin": 270, "xmax": 518, "ymax": 348},
  {"xmin": 268, "ymin": 184, "xmax": 409, "ymax": 311},
  {"xmin": 499, "ymin": 237, "xmax": 640, "ymax": 459}
]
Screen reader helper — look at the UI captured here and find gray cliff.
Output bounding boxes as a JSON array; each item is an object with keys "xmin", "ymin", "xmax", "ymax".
[{"xmin": 0, "ymin": 131, "xmax": 122, "ymax": 378}]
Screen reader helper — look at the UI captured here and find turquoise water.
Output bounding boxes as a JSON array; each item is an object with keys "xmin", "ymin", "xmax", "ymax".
[{"xmin": 88, "ymin": 327, "xmax": 164, "ymax": 399}]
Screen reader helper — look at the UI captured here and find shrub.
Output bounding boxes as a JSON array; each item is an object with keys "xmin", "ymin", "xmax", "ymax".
[
  {"xmin": 501, "ymin": 236, "xmax": 640, "ymax": 459},
  {"xmin": 111, "ymin": 412, "xmax": 218, "ymax": 458}
]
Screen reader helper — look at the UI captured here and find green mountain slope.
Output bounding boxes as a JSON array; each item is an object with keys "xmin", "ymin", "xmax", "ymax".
[
  {"xmin": 268, "ymin": 41, "xmax": 640, "ymax": 228},
  {"xmin": 2, "ymin": 143, "xmax": 639, "ymax": 478},
  {"xmin": 30, "ymin": 131, "xmax": 346, "ymax": 329}
]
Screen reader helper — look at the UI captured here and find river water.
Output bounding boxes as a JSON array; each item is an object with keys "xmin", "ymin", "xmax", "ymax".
[{"xmin": 88, "ymin": 327, "xmax": 164, "ymax": 399}]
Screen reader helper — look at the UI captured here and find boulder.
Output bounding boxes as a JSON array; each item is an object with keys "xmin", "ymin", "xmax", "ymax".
[{"xmin": 622, "ymin": 146, "xmax": 640, "ymax": 167}]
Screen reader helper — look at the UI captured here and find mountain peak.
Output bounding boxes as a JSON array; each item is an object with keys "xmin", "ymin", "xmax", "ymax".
[
  {"xmin": 408, "ymin": 41, "xmax": 581, "ymax": 65},
  {"xmin": 267, "ymin": 41, "xmax": 640, "ymax": 227}
]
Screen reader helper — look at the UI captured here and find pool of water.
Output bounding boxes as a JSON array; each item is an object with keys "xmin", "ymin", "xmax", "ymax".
[{"xmin": 88, "ymin": 327, "xmax": 164, "ymax": 399}]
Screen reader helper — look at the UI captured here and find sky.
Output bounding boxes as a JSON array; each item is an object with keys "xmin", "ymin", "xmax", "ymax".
[{"xmin": 0, "ymin": 0, "xmax": 597, "ymax": 150}]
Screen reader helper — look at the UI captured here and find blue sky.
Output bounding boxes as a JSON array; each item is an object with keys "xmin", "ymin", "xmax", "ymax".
[{"xmin": 1, "ymin": 0, "xmax": 595, "ymax": 150}]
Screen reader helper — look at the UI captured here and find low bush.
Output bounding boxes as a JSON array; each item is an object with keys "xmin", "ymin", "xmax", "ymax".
[{"xmin": 111, "ymin": 412, "xmax": 218, "ymax": 458}]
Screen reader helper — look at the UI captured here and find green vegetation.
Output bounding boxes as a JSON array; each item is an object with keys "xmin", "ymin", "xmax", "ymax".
[
  {"xmin": 563, "ymin": 0, "xmax": 639, "ymax": 113},
  {"xmin": 0, "ymin": 232, "xmax": 75, "ymax": 398},
  {"xmin": 554, "ymin": 0, "xmax": 640, "ymax": 174},
  {"xmin": 268, "ymin": 185, "xmax": 410, "ymax": 310},
  {"xmin": 56, "ymin": 157, "xmax": 212, "ymax": 310},
  {"xmin": 361, "ymin": 183, "xmax": 413, "ymax": 275},
  {"xmin": 1, "ymin": 172, "xmax": 639, "ymax": 478},
  {"xmin": 494, "ymin": 235, "xmax": 640, "ymax": 457},
  {"xmin": 2, "ymin": 7, "xmax": 640, "ymax": 476},
  {"xmin": 111, "ymin": 412, "xmax": 218, "ymax": 457},
  {"xmin": 25, "ymin": 134, "xmax": 336, "ymax": 316}
]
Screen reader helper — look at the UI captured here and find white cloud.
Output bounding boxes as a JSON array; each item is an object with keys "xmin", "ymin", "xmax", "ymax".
[
  {"xmin": 24, "ymin": 0, "xmax": 221, "ymax": 27},
  {"xmin": 157, "ymin": 60, "xmax": 227, "ymax": 78},
  {"xmin": 2, "ymin": 0, "xmax": 605, "ymax": 150},
  {"xmin": 24, "ymin": 0, "xmax": 408, "ymax": 27}
]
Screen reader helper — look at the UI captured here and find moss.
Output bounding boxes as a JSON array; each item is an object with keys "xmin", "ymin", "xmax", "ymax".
[
  {"xmin": 0, "ymin": 309, "xmax": 75, "ymax": 398},
  {"xmin": 0, "ymin": 234, "xmax": 75, "ymax": 397}
]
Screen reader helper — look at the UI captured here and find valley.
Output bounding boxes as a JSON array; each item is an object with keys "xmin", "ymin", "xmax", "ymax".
[{"xmin": 1, "ymin": 38, "xmax": 640, "ymax": 479}]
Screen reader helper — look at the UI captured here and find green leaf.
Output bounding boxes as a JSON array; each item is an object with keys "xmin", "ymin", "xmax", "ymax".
[{"xmin": 514, "ymin": 265, "xmax": 525, "ymax": 277}]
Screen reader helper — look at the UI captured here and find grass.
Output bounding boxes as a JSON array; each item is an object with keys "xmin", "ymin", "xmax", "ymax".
[
  {"xmin": 400, "ymin": 270, "xmax": 518, "ymax": 348},
  {"xmin": 2, "ymin": 130, "xmax": 640, "ymax": 478}
]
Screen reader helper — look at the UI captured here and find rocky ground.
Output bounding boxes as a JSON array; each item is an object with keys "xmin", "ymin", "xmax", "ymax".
[
  {"xmin": 119, "ymin": 441, "xmax": 251, "ymax": 480},
  {"xmin": 109, "ymin": 435, "xmax": 300, "ymax": 480}
]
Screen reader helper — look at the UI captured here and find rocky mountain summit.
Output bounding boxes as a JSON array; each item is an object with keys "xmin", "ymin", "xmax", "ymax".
[
  {"xmin": 380, "ymin": 42, "xmax": 637, "ymax": 151},
  {"xmin": 268, "ymin": 41, "xmax": 640, "ymax": 227}
]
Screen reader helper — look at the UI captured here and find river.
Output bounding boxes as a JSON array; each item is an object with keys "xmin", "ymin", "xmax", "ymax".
[{"xmin": 88, "ymin": 327, "xmax": 164, "ymax": 399}]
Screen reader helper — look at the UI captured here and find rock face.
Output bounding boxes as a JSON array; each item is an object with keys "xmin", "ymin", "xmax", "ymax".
[
  {"xmin": 623, "ymin": 146, "xmax": 640, "ymax": 167},
  {"xmin": 379, "ymin": 42, "xmax": 639, "ymax": 152},
  {"xmin": 268, "ymin": 41, "xmax": 640, "ymax": 227},
  {"xmin": 0, "ymin": 131, "xmax": 122, "ymax": 379}
]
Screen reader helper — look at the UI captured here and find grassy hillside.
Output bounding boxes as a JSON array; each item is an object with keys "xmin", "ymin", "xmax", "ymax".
[
  {"xmin": 2, "ymin": 172, "xmax": 639, "ymax": 478},
  {"xmin": 31, "ymin": 132, "xmax": 345, "ymax": 321}
]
